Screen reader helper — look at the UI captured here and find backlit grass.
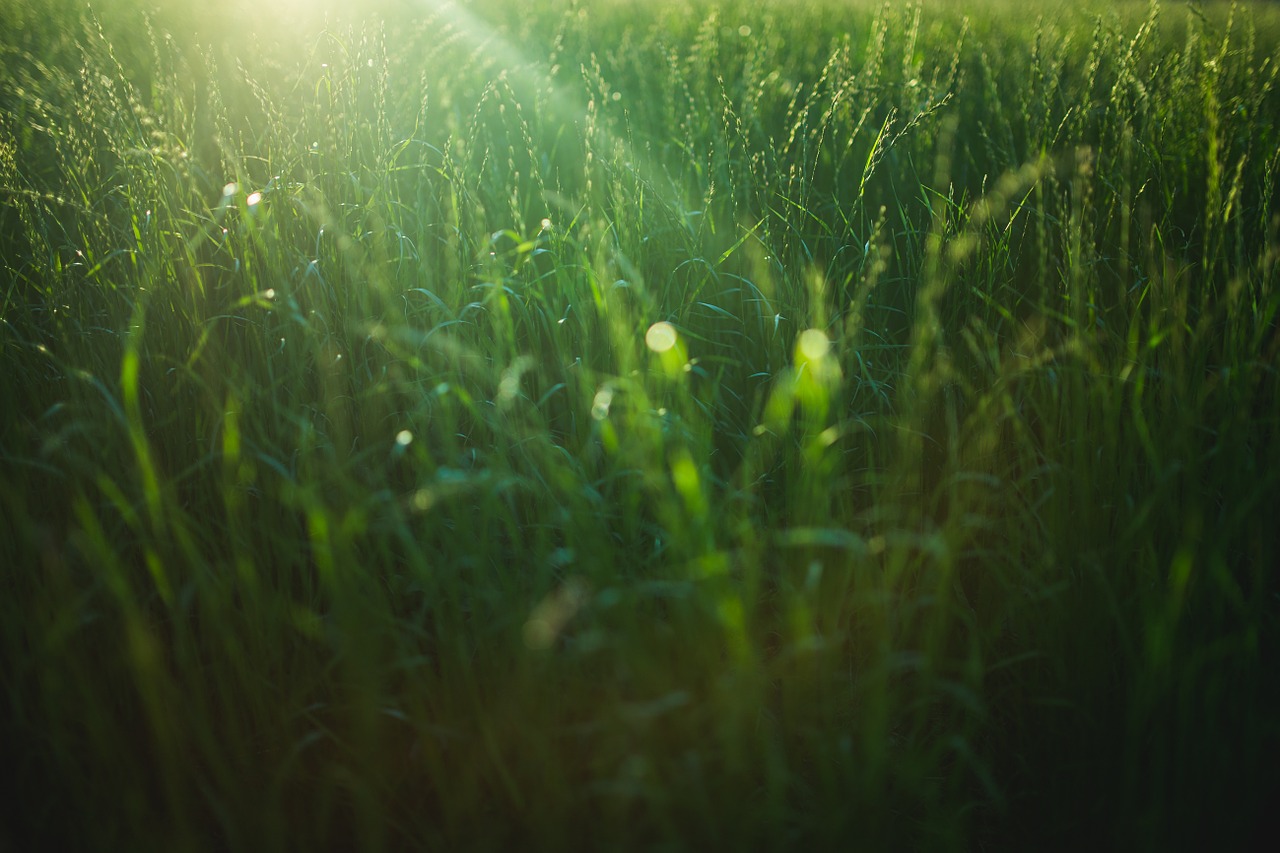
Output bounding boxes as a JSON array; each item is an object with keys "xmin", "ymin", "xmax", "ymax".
[{"xmin": 2, "ymin": 1, "xmax": 1278, "ymax": 849}]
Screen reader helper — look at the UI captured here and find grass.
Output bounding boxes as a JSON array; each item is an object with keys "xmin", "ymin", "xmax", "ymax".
[{"xmin": 2, "ymin": 0, "xmax": 1278, "ymax": 849}]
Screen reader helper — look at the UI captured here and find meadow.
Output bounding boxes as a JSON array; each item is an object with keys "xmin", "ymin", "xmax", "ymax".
[{"xmin": 2, "ymin": 0, "xmax": 1278, "ymax": 848}]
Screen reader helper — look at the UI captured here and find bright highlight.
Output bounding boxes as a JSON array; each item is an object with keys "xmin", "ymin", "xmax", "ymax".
[{"xmin": 645, "ymin": 322, "xmax": 678, "ymax": 354}]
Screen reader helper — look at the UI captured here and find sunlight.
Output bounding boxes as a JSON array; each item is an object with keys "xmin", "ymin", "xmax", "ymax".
[{"xmin": 406, "ymin": 0, "xmax": 698, "ymax": 227}]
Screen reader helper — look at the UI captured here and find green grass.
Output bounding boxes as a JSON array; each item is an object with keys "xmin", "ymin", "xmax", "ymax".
[{"xmin": 2, "ymin": 0, "xmax": 1278, "ymax": 849}]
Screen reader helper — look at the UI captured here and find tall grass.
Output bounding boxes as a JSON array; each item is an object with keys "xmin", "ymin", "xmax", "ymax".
[{"xmin": 2, "ymin": 0, "xmax": 1278, "ymax": 849}]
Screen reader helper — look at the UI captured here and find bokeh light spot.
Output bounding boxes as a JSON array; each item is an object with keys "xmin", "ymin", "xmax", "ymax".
[
  {"xmin": 646, "ymin": 322, "xmax": 678, "ymax": 354},
  {"xmin": 798, "ymin": 328, "xmax": 829, "ymax": 361},
  {"xmin": 591, "ymin": 387, "xmax": 614, "ymax": 420}
]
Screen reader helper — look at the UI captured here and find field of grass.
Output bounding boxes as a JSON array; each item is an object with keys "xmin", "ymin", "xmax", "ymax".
[{"xmin": 2, "ymin": 0, "xmax": 1278, "ymax": 848}]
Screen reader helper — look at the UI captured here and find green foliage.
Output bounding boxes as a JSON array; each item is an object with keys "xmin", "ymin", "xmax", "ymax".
[{"xmin": 2, "ymin": 0, "xmax": 1278, "ymax": 849}]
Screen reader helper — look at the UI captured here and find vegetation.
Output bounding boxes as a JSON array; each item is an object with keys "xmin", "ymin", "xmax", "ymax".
[{"xmin": 2, "ymin": 0, "xmax": 1277, "ymax": 848}]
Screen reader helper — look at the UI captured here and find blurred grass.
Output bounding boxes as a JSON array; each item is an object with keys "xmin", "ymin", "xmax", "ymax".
[{"xmin": 2, "ymin": 0, "xmax": 1278, "ymax": 849}]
